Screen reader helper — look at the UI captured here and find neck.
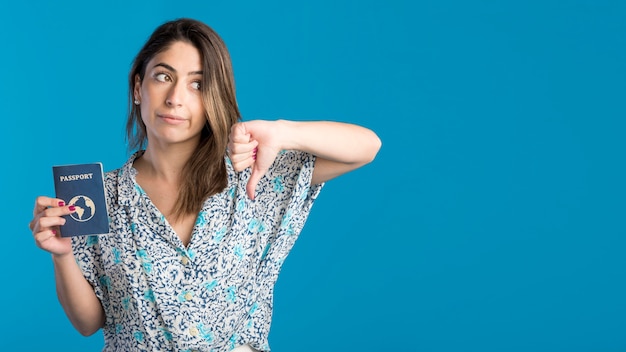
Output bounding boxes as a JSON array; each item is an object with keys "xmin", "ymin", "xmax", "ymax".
[{"xmin": 135, "ymin": 142, "xmax": 196, "ymax": 184}]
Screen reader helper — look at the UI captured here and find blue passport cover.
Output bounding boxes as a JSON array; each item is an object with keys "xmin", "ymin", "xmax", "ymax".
[{"xmin": 52, "ymin": 163, "xmax": 110, "ymax": 237}]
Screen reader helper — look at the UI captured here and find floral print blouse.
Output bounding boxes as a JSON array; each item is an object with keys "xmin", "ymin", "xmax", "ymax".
[{"xmin": 72, "ymin": 150, "xmax": 323, "ymax": 351}]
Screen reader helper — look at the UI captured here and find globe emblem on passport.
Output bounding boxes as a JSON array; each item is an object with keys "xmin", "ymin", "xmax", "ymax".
[{"xmin": 68, "ymin": 195, "xmax": 96, "ymax": 222}]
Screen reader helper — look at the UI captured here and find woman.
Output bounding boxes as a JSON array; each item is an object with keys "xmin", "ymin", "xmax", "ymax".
[{"xmin": 29, "ymin": 18, "xmax": 380, "ymax": 351}]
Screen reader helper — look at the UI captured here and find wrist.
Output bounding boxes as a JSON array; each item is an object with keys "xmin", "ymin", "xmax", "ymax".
[
  {"xmin": 52, "ymin": 252, "xmax": 75, "ymax": 265},
  {"xmin": 274, "ymin": 119, "xmax": 301, "ymax": 151}
]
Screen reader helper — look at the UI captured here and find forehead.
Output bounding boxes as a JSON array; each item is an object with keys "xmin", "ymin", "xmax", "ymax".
[{"xmin": 147, "ymin": 41, "xmax": 202, "ymax": 71}]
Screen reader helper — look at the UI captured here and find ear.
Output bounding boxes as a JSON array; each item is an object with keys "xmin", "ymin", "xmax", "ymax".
[{"xmin": 134, "ymin": 74, "xmax": 142, "ymax": 102}]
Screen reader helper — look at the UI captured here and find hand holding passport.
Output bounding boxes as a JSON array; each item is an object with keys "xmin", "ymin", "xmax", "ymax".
[{"xmin": 52, "ymin": 163, "xmax": 110, "ymax": 237}]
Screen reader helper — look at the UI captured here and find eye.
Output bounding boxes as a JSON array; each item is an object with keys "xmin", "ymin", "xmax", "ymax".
[
  {"xmin": 154, "ymin": 72, "xmax": 171, "ymax": 82},
  {"xmin": 191, "ymin": 81, "xmax": 201, "ymax": 90}
]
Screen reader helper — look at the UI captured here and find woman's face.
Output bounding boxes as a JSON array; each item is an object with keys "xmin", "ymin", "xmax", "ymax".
[{"xmin": 134, "ymin": 41, "xmax": 206, "ymax": 148}]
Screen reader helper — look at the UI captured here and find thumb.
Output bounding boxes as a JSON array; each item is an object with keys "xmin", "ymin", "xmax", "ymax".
[
  {"xmin": 232, "ymin": 122, "xmax": 250, "ymax": 143},
  {"xmin": 246, "ymin": 163, "xmax": 268, "ymax": 200}
]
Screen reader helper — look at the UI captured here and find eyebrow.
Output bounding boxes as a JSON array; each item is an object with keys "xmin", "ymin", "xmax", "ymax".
[{"xmin": 154, "ymin": 62, "xmax": 203, "ymax": 76}]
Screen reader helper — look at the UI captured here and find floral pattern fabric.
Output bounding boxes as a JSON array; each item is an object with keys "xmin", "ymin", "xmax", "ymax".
[{"xmin": 72, "ymin": 150, "xmax": 323, "ymax": 352}]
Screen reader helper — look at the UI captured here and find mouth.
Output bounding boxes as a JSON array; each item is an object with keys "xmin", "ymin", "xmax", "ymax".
[{"xmin": 158, "ymin": 113, "xmax": 187, "ymax": 124}]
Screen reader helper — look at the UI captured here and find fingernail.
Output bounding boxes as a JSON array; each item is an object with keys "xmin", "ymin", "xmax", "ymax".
[
  {"xmin": 69, "ymin": 205, "xmax": 76, "ymax": 211},
  {"xmin": 52, "ymin": 230, "xmax": 57, "ymax": 235},
  {"xmin": 252, "ymin": 154, "xmax": 257, "ymax": 160},
  {"xmin": 58, "ymin": 201, "xmax": 65, "ymax": 207}
]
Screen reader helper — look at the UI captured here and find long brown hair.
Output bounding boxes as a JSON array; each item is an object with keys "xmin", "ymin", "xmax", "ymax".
[{"xmin": 126, "ymin": 18, "xmax": 240, "ymax": 218}]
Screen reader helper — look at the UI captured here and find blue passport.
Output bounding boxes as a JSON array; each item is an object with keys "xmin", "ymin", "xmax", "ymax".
[{"xmin": 52, "ymin": 163, "xmax": 110, "ymax": 237}]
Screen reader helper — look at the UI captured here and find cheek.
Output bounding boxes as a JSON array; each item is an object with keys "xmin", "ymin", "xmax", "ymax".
[
  {"xmin": 138, "ymin": 99, "xmax": 154, "ymax": 128},
  {"xmin": 192, "ymin": 98, "xmax": 206, "ymax": 120},
  {"xmin": 140, "ymin": 104, "xmax": 150, "ymax": 123}
]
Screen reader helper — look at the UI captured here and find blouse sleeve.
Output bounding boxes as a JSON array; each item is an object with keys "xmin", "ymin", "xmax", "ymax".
[
  {"xmin": 232, "ymin": 149, "xmax": 324, "ymax": 281},
  {"xmin": 70, "ymin": 170, "xmax": 120, "ymax": 319}
]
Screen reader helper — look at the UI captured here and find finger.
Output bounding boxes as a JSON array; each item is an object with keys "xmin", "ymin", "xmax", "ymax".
[
  {"xmin": 42, "ymin": 203, "xmax": 77, "ymax": 218},
  {"xmin": 37, "ymin": 215, "xmax": 68, "ymax": 230},
  {"xmin": 34, "ymin": 196, "xmax": 67, "ymax": 216},
  {"xmin": 31, "ymin": 205, "xmax": 72, "ymax": 233},
  {"xmin": 228, "ymin": 140, "xmax": 258, "ymax": 155},
  {"xmin": 229, "ymin": 141, "xmax": 259, "ymax": 172},
  {"xmin": 32, "ymin": 205, "xmax": 75, "ymax": 233},
  {"xmin": 31, "ymin": 216, "xmax": 66, "ymax": 236},
  {"xmin": 230, "ymin": 122, "xmax": 251, "ymax": 144},
  {"xmin": 231, "ymin": 156, "xmax": 254, "ymax": 172},
  {"xmin": 246, "ymin": 171, "xmax": 260, "ymax": 200},
  {"xmin": 228, "ymin": 143, "xmax": 258, "ymax": 164},
  {"xmin": 246, "ymin": 162, "xmax": 267, "ymax": 200},
  {"xmin": 34, "ymin": 228, "xmax": 59, "ymax": 245}
]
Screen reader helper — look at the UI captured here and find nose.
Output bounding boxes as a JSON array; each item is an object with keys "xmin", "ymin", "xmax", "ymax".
[{"xmin": 166, "ymin": 82, "xmax": 184, "ymax": 107}]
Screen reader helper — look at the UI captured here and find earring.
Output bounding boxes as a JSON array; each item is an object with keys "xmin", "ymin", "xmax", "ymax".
[{"xmin": 134, "ymin": 99, "xmax": 140, "ymax": 105}]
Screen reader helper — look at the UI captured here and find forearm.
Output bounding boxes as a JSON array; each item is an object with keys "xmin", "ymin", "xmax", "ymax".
[
  {"xmin": 52, "ymin": 253, "xmax": 105, "ymax": 336},
  {"xmin": 275, "ymin": 120, "xmax": 381, "ymax": 184},
  {"xmin": 277, "ymin": 120, "xmax": 381, "ymax": 165}
]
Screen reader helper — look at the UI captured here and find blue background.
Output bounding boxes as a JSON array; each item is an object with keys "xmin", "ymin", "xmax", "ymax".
[{"xmin": 2, "ymin": 0, "xmax": 625, "ymax": 351}]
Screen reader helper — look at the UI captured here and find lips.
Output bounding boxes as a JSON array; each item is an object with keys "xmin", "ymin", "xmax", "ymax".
[{"xmin": 158, "ymin": 113, "xmax": 187, "ymax": 124}]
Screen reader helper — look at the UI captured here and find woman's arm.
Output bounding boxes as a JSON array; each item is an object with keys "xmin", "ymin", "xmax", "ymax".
[
  {"xmin": 30, "ymin": 197, "xmax": 105, "ymax": 336},
  {"xmin": 274, "ymin": 120, "xmax": 381, "ymax": 184},
  {"xmin": 53, "ymin": 253, "xmax": 106, "ymax": 336},
  {"xmin": 228, "ymin": 120, "xmax": 381, "ymax": 198}
]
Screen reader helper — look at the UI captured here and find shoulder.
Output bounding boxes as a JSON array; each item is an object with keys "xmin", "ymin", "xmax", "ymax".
[
  {"xmin": 102, "ymin": 153, "xmax": 142, "ymax": 204},
  {"xmin": 104, "ymin": 152, "xmax": 141, "ymax": 184}
]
